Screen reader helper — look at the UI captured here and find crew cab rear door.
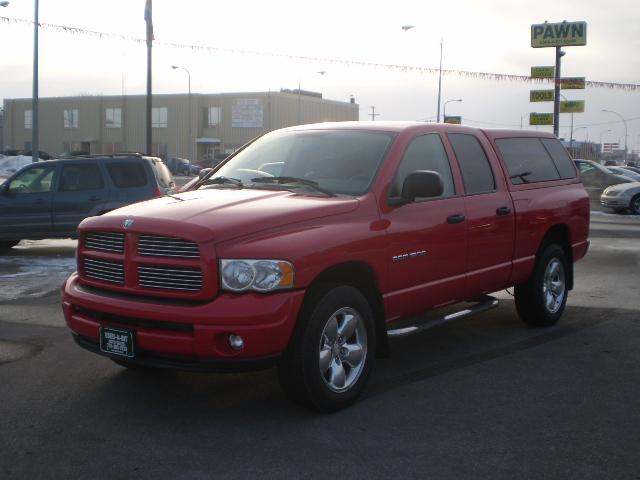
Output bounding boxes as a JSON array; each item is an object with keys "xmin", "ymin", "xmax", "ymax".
[{"xmin": 446, "ymin": 132, "xmax": 515, "ymax": 297}]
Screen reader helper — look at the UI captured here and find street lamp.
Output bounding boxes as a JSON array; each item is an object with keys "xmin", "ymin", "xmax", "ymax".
[
  {"xmin": 443, "ymin": 98, "xmax": 462, "ymax": 120},
  {"xmin": 402, "ymin": 26, "xmax": 444, "ymax": 122},
  {"xmin": 172, "ymin": 65, "xmax": 192, "ymax": 162},
  {"xmin": 602, "ymin": 109, "xmax": 628, "ymax": 161}
]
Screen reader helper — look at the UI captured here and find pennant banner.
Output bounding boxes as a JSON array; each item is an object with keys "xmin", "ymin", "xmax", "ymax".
[{"xmin": 1, "ymin": 16, "xmax": 638, "ymax": 92}]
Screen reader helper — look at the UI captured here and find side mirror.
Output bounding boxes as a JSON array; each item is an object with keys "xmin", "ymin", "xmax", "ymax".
[
  {"xmin": 394, "ymin": 170, "xmax": 445, "ymax": 205},
  {"xmin": 198, "ymin": 167, "xmax": 213, "ymax": 180}
]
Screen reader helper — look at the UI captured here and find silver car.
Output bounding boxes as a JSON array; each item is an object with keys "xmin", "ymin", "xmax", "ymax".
[{"xmin": 601, "ymin": 182, "xmax": 640, "ymax": 214}]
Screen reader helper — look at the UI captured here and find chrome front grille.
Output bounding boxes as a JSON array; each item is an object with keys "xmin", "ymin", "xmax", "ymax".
[
  {"xmin": 138, "ymin": 265, "xmax": 202, "ymax": 292},
  {"xmin": 84, "ymin": 232, "xmax": 125, "ymax": 253},
  {"xmin": 84, "ymin": 257, "xmax": 125, "ymax": 285},
  {"xmin": 138, "ymin": 235, "xmax": 200, "ymax": 259}
]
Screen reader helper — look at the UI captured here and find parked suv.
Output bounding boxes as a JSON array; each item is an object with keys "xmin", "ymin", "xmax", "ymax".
[
  {"xmin": 0, "ymin": 153, "xmax": 175, "ymax": 250},
  {"xmin": 63, "ymin": 123, "xmax": 589, "ymax": 411}
]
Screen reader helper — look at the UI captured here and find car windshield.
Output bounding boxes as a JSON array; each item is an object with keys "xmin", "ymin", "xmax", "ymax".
[{"xmin": 210, "ymin": 129, "xmax": 395, "ymax": 195}]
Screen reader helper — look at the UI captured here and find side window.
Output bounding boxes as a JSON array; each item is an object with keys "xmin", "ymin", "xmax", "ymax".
[
  {"xmin": 8, "ymin": 166, "xmax": 55, "ymax": 194},
  {"xmin": 495, "ymin": 138, "xmax": 561, "ymax": 185},
  {"xmin": 390, "ymin": 134, "xmax": 455, "ymax": 199},
  {"xmin": 576, "ymin": 161, "xmax": 595, "ymax": 175},
  {"xmin": 105, "ymin": 162, "xmax": 147, "ymax": 188},
  {"xmin": 541, "ymin": 138, "xmax": 576, "ymax": 179},
  {"xmin": 448, "ymin": 133, "xmax": 495, "ymax": 195},
  {"xmin": 59, "ymin": 164, "xmax": 104, "ymax": 192}
]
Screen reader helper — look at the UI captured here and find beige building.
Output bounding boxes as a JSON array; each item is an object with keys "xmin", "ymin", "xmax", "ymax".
[{"xmin": 2, "ymin": 90, "xmax": 359, "ymax": 160}]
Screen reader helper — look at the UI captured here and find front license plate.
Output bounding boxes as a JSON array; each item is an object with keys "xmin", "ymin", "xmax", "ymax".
[{"xmin": 99, "ymin": 326, "xmax": 135, "ymax": 358}]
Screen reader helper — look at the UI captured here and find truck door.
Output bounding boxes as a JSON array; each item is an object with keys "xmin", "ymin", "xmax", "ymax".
[
  {"xmin": 447, "ymin": 133, "xmax": 515, "ymax": 297},
  {"xmin": 382, "ymin": 133, "xmax": 467, "ymax": 319}
]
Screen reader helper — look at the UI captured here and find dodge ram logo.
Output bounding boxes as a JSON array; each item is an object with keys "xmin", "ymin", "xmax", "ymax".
[{"xmin": 123, "ymin": 218, "xmax": 134, "ymax": 229}]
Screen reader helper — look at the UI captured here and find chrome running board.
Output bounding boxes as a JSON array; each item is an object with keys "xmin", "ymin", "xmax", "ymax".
[{"xmin": 386, "ymin": 295, "xmax": 499, "ymax": 338}]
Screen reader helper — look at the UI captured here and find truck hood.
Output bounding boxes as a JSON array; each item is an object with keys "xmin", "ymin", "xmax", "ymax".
[{"xmin": 87, "ymin": 188, "xmax": 360, "ymax": 243}]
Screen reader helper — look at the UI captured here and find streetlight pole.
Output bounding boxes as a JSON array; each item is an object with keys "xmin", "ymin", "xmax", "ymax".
[
  {"xmin": 443, "ymin": 98, "xmax": 462, "ymax": 121},
  {"xmin": 32, "ymin": 0, "xmax": 39, "ymax": 163},
  {"xmin": 402, "ymin": 26, "xmax": 443, "ymax": 122},
  {"xmin": 602, "ymin": 109, "xmax": 628, "ymax": 161},
  {"xmin": 172, "ymin": 65, "xmax": 192, "ymax": 161}
]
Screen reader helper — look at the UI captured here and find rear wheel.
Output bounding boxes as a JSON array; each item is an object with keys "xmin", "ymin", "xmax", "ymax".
[
  {"xmin": 515, "ymin": 244, "xmax": 568, "ymax": 327},
  {"xmin": 278, "ymin": 285, "xmax": 376, "ymax": 412},
  {"xmin": 630, "ymin": 194, "xmax": 640, "ymax": 215},
  {"xmin": 0, "ymin": 240, "xmax": 20, "ymax": 251}
]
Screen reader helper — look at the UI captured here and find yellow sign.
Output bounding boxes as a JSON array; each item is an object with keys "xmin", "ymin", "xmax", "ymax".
[
  {"xmin": 560, "ymin": 100, "xmax": 585, "ymax": 113},
  {"xmin": 529, "ymin": 113, "xmax": 554, "ymax": 125},
  {"xmin": 531, "ymin": 21, "xmax": 587, "ymax": 48},
  {"xmin": 530, "ymin": 90, "xmax": 555, "ymax": 102},
  {"xmin": 531, "ymin": 66, "xmax": 555, "ymax": 79},
  {"xmin": 561, "ymin": 77, "xmax": 586, "ymax": 89},
  {"xmin": 444, "ymin": 116, "xmax": 461, "ymax": 125}
]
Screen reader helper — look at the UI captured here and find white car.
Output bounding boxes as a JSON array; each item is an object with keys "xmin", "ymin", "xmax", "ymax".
[{"xmin": 601, "ymin": 182, "xmax": 640, "ymax": 214}]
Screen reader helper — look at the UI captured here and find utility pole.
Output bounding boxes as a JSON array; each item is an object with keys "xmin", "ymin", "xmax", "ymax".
[
  {"xmin": 369, "ymin": 106, "xmax": 380, "ymax": 121},
  {"xmin": 145, "ymin": 0, "xmax": 153, "ymax": 155},
  {"xmin": 553, "ymin": 47, "xmax": 565, "ymax": 137},
  {"xmin": 32, "ymin": 0, "xmax": 39, "ymax": 162}
]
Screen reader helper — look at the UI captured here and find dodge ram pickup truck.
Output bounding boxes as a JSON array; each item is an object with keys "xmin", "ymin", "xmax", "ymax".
[{"xmin": 62, "ymin": 122, "xmax": 590, "ymax": 411}]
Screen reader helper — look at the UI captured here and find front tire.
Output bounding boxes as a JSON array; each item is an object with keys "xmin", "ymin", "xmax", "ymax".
[
  {"xmin": 278, "ymin": 285, "xmax": 376, "ymax": 412},
  {"xmin": 630, "ymin": 194, "xmax": 640, "ymax": 215},
  {"xmin": 515, "ymin": 244, "xmax": 569, "ymax": 327}
]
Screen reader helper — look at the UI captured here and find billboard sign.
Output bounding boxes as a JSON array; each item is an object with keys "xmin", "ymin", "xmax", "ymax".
[
  {"xmin": 560, "ymin": 77, "xmax": 586, "ymax": 89},
  {"xmin": 531, "ymin": 21, "xmax": 587, "ymax": 48},
  {"xmin": 529, "ymin": 113, "xmax": 554, "ymax": 125},
  {"xmin": 560, "ymin": 100, "xmax": 585, "ymax": 113},
  {"xmin": 530, "ymin": 90, "xmax": 555, "ymax": 102},
  {"xmin": 232, "ymin": 99, "xmax": 264, "ymax": 128},
  {"xmin": 444, "ymin": 116, "xmax": 461, "ymax": 125},
  {"xmin": 531, "ymin": 66, "xmax": 555, "ymax": 79}
]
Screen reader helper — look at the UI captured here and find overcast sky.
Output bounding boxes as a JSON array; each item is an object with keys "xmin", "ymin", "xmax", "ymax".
[{"xmin": 1, "ymin": 0, "xmax": 639, "ymax": 150}]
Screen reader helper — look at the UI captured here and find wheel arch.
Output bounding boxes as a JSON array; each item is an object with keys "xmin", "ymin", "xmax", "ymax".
[{"xmin": 303, "ymin": 261, "xmax": 388, "ymax": 358}]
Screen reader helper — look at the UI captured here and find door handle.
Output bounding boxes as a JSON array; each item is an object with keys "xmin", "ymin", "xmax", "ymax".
[
  {"xmin": 496, "ymin": 206, "xmax": 512, "ymax": 216},
  {"xmin": 447, "ymin": 214, "xmax": 466, "ymax": 224}
]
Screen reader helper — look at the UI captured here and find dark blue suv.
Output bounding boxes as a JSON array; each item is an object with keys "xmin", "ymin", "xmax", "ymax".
[{"xmin": 0, "ymin": 154, "xmax": 175, "ymax": 250}]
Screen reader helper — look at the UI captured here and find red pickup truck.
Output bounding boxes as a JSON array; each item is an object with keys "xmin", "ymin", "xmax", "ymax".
[{"xmin": 62, "ymin": 122, "xmax": 589, "ymax": 411}]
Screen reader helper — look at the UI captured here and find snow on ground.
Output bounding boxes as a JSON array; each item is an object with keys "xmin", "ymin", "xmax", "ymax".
[
  {"xmin": 0, "ymin": 239, "xmax": 77, "ymax": 302},
  {"xmin": 0, "ymin": 155, "xmax": 33, "ymax": 181}
]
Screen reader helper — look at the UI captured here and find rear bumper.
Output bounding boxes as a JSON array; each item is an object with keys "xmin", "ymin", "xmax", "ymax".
[{"xmin": 62, "ymin": 272, "xmax": 305, "ymax": 370}]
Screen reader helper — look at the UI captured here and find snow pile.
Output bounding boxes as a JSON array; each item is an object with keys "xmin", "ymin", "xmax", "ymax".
[{"xmin": 0, "ymin": 155, "xmax": 33, "ymax": 181}]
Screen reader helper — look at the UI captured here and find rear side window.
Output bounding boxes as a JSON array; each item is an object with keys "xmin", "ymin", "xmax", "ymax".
[
  {"xmin": 390, "ymin": 134, "xmax": 455, "ymax": 199},
  {"xmin": 106, "ymin": 162, "xmax": 147, "ymax": 188},
  {"xmin": 448, "ymin": 133, "xmax": 495, "ymax": 195},
  {"xmin": 540, "ymin": 138, "xmax": 577, "ymax": 179},
  {"xmin": 60, "ymin": 164, "xmax": 104, "ymax": 191},
  {"xmin": 495, "ymin": 138, "xmax": 561, "ymax": 185},
  {"xmin": 150, "ymin": 159, "xmax": 174, "ymax": 188}
]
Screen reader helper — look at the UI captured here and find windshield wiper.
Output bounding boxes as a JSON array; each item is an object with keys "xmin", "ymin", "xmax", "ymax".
[
  {"xmin": 250, "ymin": 176, "xmax": 335, "ymax": 196},
  {"xmin": 203, "ymin": 176, "xmax": 243, "ymax": 187}
]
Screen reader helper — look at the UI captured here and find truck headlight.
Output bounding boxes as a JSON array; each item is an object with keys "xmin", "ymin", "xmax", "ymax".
[{"xmin": 220, "ymin": 259, "xmax": 294, "ymax": 292}]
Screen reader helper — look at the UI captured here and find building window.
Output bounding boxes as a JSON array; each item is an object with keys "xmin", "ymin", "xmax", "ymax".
[
  {"xmin": 105, "ymin": 108, "xmax": 122, "ymax": 128},
  {"xmin": 208, "ymin": 107, "xmax": 221, "ymax": 126},
  {"xmin": 64, "ymin": 109, "xmax": 79, "ymax": 128},
  {"xmin": 152, "ymin": 107, "xmax": 168, "ymax": 128},
  {"xmin": 24, "ymin": 110, "xmax": 32, "ymax": 129}
]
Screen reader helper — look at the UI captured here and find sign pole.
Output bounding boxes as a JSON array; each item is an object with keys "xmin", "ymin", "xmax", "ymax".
[{"xmin": 553, "ymin": 46, "xmax": 563, "ymax": 137}]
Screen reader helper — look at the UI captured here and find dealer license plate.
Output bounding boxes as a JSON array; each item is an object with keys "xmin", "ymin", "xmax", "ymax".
[{"xmin": 99, "ymin": 326, "xmax": 135, "ymax": 358}]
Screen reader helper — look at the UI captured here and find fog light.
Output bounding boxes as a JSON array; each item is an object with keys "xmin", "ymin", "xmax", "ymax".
[{"xmin": 228, "ymin": 334, "xmax": 244, "ymax": 351}]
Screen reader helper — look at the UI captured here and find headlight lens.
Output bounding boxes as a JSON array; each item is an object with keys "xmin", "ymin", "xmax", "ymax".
[
  {"xmin": 603, "ymin": 187, "xmax": 623, "ymax": 196},
  {"xmin": 220, "ymin": 259, "xmax": 294, "ymax": 292}
]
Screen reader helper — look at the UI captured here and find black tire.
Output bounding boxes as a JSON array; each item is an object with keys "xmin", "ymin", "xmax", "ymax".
[
  {"xmin": 278, "ymin": 285, "xmax": 376, "ymax": 412},
  {"xmin": 515, "ymin": 244, "xmax": 569, "ymax": 327},
  {"xmin": 630, "ymin": 194, "xmax": 640, "ymax": 215},
  {"xmin": 0, "ymin": 240, "xmax": 20, "ymax": 251}
]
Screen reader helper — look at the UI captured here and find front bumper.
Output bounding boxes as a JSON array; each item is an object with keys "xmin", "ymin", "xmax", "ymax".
[
  {"xmin": 601, "ymin": 194, "xmax": 631, "ymax": 209},
  {"xmin": 62, "ymin": 272, "xmax": 305, "ymax": 370}
]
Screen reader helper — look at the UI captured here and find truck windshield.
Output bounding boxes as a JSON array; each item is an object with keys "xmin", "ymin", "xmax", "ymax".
[{"xmin": 212, "ymin": 129, "xmax": 394, "ymax": 195}]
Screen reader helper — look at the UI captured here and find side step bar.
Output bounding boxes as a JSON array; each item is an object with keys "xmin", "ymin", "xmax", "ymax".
[{"xmin": 387, "ymin": 295, "xmax": 499, "ymax": 338}]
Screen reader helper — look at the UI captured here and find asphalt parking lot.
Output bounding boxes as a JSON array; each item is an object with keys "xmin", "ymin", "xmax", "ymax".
[{"xmin": 1, "ymin": 213, "xmax": 639, "ymax": 479}]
